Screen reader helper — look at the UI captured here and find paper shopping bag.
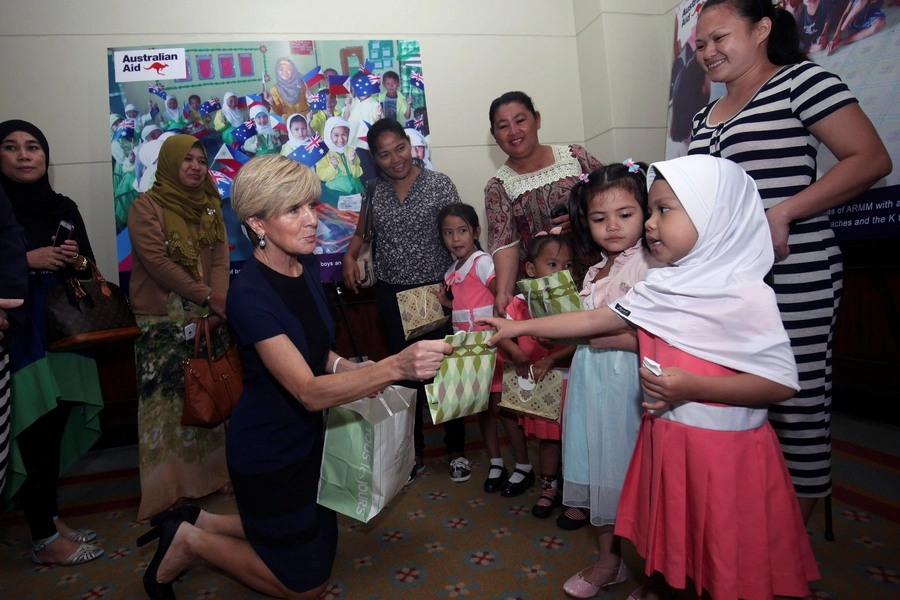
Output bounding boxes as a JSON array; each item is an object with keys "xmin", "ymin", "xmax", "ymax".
[
  {"xmin": 317, "ymin": 386, "xmax": 416, "ymax": 523},
  {"xmin": 517, "ymin": 270, "xmax": 588, "ymax": 345},
  {"xmin": 424, "ymin": 330, "xmax": 496, "ymax": 424},
  {"xmin": 498, "ymin": 362, "xmax": 566, "ymax": 423},
  {"xmin": 396, "ymin": 284, "xmax": 450, "ymax": 341}
]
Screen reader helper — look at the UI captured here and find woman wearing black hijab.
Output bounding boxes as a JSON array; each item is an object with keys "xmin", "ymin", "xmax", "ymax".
[{"xmin": 0, "ymin": 120, "xmax": 104, "ymax": 566}]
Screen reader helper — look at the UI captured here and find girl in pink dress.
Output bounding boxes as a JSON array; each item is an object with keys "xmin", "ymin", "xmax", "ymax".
[
  {"xmin": 437, "ymin": 204, "xmax": 534, "ymax": 493},
  {"xmin": 507, "ymin": 234, "xmax": 576, "ymax": 518},
  {"xmin": 479, "ymin": 155, "xmax": 819, "ymax": 600}
]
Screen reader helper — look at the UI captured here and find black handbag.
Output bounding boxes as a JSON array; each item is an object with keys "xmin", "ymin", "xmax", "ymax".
[{"xmin": 46, "ymin": 258, "xmax": 142, "ymax": 351}]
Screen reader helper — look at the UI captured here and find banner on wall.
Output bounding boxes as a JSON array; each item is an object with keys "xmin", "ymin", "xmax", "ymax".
[
  {"xmin": 666, "ymin": 0, "xmax": 899, "ymax": 241},
  {"xmin": 107, "ymin": 39, "xmax": 431, "ymax": 290}
]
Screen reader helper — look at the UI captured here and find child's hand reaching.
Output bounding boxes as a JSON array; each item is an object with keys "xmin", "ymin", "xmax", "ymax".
[
  {"xmin": 329, "ymin": 154, "xmax": 340, "ymax": 167},
  {"xmin": 531, "ymin": 356, "xmax": 556, "ymax": 382},
  {"xmin": 509, "ymin": 348, "xmax": 531, "ymax": 379},
  {"xmin": 347, "ymin": 147, "xmax": 357, "ymax": 162},
  {"xmin": 639, "ymin": 365, "xmax": 697, "ymax": 409},
  {"xmin": 476, "ymin": 316, "xmax": 524, "ymax": 346},
  {"xmin": 433, "ymin": 284, "xmax": 452, "ymax": 309}
]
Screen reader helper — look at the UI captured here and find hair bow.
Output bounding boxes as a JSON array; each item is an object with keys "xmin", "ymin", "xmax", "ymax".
[
  {"xmin": 534, "ymin": 226, "xmax": 563, "ymax": 237},
  {"xmin": 578, "ymin": 173, "xmax": 590, "ymax": 183},
  {"xmin": 623, "ymin": 158, "xmax": 640, "ymax": 174}
]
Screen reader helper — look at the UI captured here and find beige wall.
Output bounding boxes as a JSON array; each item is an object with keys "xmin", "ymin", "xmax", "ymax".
[{"xmin": 0, "ymin": 0, "xmax": 676, "ymax": 281}]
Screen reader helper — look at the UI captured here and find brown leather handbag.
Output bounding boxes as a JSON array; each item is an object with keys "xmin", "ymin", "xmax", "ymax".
[
  {"xmin": 46, "ymin": 258, "xmax": 141, "ymax": 351},
  {"xmin": 182, "ymin": 316, "xmax": 244, "ymax": 427}
]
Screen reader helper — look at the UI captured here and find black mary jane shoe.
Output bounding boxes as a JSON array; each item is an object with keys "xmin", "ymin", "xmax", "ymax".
[
  {"xmin": 557, "ymin": 506, "xmax": 590, "ymax": 530},
  {"xmin": 138, "ymin": 518, "xmax": 183, "ymax": 600},
  {"xmin": 531, "ymin": 488, "xmax": 564, "ymax": 519},
  {"xmin": 483, "ymin": 466, "xmax": 509, "ymax": 493},
  {"xmin": 500, "ymin": 468, "xmax": 535, "ymax": 498}
]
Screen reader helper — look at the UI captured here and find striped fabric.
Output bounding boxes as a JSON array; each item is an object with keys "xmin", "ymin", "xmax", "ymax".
[
  {"xmin": 688, "ymin": 62, "xmax": 857, "ymax": 498},
  {"xmin": 0, "ymin": 346, "xmax": 9, "ymax": 496}
]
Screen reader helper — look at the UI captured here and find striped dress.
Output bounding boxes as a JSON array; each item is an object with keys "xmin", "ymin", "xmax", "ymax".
[{"xmin": 688, "ymin": 62, "xmax": 856, "ymax": 498}]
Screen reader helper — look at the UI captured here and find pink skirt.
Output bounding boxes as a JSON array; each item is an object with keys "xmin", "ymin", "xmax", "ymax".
[{"xmin": 614, "ymin": 413, "xmax": 819, "ymax": 600}]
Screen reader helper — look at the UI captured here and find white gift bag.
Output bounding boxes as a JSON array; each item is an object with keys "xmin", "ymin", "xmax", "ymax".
[{"xmin": 317, "ymin": 385, "xmax": 416, "ymax": 522}]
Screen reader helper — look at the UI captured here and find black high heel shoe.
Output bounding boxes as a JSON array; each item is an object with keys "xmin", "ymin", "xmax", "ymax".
[
  {"xmin": 149, "ymin": 505, "xmax": 201, "ymax": 528},
  {"xmin": 137, "ymin": 506, "xmax": 202, "ymax": 547},
  {"xmin": 140, "ymin": 518, "xmax": 183, "ymax": 600}
]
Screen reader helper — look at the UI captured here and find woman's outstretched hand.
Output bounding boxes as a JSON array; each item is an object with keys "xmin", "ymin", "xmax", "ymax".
[{"xmin": 396, "ymin": 339, "xmax": 453, "ymax": 381}]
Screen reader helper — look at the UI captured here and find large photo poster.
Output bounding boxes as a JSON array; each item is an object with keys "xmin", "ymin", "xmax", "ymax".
[
  {"xmin": 666, "ymin": 0, "xmax": 899, "ymax": 240},
  {"xmin": 107, "ymin": 40, "xmax": 430, "ymax": 287}
]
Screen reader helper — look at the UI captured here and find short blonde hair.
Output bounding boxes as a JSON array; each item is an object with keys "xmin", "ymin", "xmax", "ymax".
[{"xmin": 231, "ymin": 155, "xmax": 321, "ymax": 222}]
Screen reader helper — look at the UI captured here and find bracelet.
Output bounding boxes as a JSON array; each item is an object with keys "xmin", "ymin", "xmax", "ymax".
[
  {"xmin": 76, "ymin": 255, "xmax": 89, "ymax": 271},
  {"xmin": 332, "ymin": 357, "xmax": 343, "ymax": 374},
  {"xmin": 201, "ymin": 294, "xmax": 211, "ymax": 308}
]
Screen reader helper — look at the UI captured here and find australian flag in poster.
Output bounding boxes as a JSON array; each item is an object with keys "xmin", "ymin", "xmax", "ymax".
[
  {"xmin": 148, "ymin": 83, "xmax": 167, "ymax": 100},
  {"xmin": 410, "ymin": 71, "xmax": 424, "ymax": 90},
  {"xmin": 231, "ymin": 120, "xmax": 257, "ymax": 144},
  {"xmin": 113, "ymin": 119, "xmax": 135, "ymax": 140},
  {"xmin": 288, "ymin": 133, "xmax": 328, "ymax": 167},
  {"xmin": 209, "ymin": 170, "xmax": 233, "ymax": 199},
  {"xmin": 405, "ymin": 115, "xmax": 425, "ymax": 132},
  {"xmin": 309, "ymin": 93, "xmax": 326, "ymax": 111},
  {"xmin": 199, "ymin": 98, "xmax": 221, "ymax": 116}
]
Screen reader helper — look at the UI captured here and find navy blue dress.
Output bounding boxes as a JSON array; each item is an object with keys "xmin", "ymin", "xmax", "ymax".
[{"xmin": 226, "ymin": 254, "xmax": 337, "ymax": 593}]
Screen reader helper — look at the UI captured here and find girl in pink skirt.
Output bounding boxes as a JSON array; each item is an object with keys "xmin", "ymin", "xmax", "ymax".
[{"xmin": 480, "ymin": 155, "xmax": 819, "ymax": 600}]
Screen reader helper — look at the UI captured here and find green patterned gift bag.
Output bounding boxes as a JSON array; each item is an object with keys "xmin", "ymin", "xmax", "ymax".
[
  {"xmin": 425, "ymin": 330, "xmax": 496, "ymax": 424},
  {"xmin": 517, "ymin": 270, "xmax": 588, "ymax": 345}
]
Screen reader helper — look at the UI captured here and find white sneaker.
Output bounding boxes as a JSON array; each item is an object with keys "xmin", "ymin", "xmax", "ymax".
[{"xmin": 449, "ymin": 457, "xmax": 471, "ymax": 482}]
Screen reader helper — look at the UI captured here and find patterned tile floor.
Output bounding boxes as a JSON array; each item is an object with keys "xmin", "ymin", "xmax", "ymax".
[{"xmin": 0, "ymin": 445, "xmax": 898, "ymax": 600}]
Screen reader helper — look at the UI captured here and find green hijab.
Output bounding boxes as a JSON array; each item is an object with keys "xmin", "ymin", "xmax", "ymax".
[{"xmin": 146, "ymin": 135, "xmax": 225, "ymax": 281}]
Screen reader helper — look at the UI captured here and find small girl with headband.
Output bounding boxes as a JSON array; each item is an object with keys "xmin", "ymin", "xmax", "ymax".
[
  {"xmin": 479, "ymin": 155, "xmax": 819, "ymax": 600},
  {"xmin": 557, "ymin": 159, "xmax": 662, "ymax": 597}
]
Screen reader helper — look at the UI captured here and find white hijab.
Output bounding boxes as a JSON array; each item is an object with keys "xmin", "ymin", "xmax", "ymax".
[
  {"xmin": 323, "ymin": 116, "xmax": 351, "ymax": 154},
  {"xmin": 405, "ymin": 128, "xmax": 434, "ymax": 170},
  {"xmin": 136, "ymin": 139, "xmax": 164, "ymax": 193},
  {"xmin": 222, "ymin": 92, "xmax": 244, "ymax": 128},
  {"xmin": 140, "ymin": 125, "xmax": 162, "ymax": 143},
  {"xmin": 611, "ymin": 155, "xmax": 799, "ymax": 391},
  {"xmin": 249, "ymin": 105, "xmax": 275, "ymax": 135},
  {"xmin": 284, "ymin": 113, "xmax": 310, "ymax": 150},
  {"xmin": 164, "ymin": 96, "xmax": 181, "ymax": 123}
]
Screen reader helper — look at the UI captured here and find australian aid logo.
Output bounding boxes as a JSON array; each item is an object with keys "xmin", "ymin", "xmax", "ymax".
[{"xmin": 112, "ymin": 48, "xmax": 186, "ymax": 82}]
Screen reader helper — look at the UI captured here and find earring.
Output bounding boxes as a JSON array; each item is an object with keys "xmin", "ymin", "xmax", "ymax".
[{"xmin": 257, "ymin": 232, "xmax": 266, "ymax": 248}]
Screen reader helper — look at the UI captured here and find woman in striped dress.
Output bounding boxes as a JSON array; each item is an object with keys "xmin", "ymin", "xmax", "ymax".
[{"xmin": 688, "ymin": 0, "xmax": 891, "ymax": 523}]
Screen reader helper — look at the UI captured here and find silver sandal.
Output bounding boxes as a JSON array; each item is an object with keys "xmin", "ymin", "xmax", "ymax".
[
  {"xmin": 54, "ymin": 515, "xmax": 97, "ymax": 543},
  {"xmin": 31, "ymin": 532, "xmax": 104, "ymax": 566}
]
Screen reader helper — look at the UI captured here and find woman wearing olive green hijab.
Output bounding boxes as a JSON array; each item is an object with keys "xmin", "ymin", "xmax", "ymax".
[{"xmin": 128, "ymin": 135, "xmax": 232, "ymax": 519}]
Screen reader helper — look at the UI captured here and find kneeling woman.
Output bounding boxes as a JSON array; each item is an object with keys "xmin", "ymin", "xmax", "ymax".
[{"xmin": 137, "ymin": 155, "xmax": 451, "ymax": 600}]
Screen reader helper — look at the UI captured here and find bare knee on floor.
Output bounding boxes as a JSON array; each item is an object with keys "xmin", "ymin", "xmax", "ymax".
[{"xmin": 283, "ymin": 580, "xmax": 328, "ymax": 600}]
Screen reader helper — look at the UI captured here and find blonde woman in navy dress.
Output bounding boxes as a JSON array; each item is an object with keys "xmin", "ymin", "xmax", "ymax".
[{"xmin": 688, "ymin": 0, "xmax": 891, "ymax": 522}]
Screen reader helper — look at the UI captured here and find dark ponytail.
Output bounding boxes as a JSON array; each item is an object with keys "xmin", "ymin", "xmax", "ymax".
[{"xmin": 701, "ymin": 0, "xmax": 807, "ymax": 66}]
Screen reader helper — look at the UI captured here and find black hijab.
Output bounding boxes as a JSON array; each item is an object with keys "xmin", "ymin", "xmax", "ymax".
[{"xmin": 0, "ymin": 120, "xmax": 94, "ymax": 261}]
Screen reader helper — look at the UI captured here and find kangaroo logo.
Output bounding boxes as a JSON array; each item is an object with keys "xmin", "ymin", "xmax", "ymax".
[{"xmin": 144, "ymin": 62, "xmax": 169, "ymax": 75}]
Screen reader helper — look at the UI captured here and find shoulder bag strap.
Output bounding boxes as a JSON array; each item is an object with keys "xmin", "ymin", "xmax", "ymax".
[{"xmin": 363, "ymin": 179, "xmax": 377, "ymax": 243}]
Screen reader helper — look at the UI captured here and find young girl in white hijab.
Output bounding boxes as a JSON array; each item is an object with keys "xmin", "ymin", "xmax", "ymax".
[
  {"xmin": 404, "ymin": 128, "xmax": 434, "ymax": 170},
  {"xmin": 315, "ymin": 116, "xmax": 363, "ymax": 206},
  {"xmin": 160, "ymin": 96, "xmax": 187, "ymax": 131},
  {"xmin": 213, "ymin": 92, "xmax": 245, "ymax": 145},
  {"xmin": 279, "ymin": 113, "xmax": 311, "ymax": 156},
  {"xmin": 480, "ymin": 155, "xmax": 819, "ymax": 600},
  {"xmin": 241, "ymin": 105, "xmax": 281, "ymax": 156}
]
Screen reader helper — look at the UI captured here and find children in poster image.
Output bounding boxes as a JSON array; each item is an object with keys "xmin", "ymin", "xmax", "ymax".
[
  {"xmin": 378, "ymin": 70, "xmax": 413, "ymax": 122},
  {"xmin": 280, "ymin": 113, "xmax": 311, "ymax": 156},
  {"xmin": 110, "ymin": 114, "xmax": 139, "ymax": 233},
  {"xmin": 436, "ymin": 204, "xmax": 536, "ymax": 494},
  {"xmin": 316, "ymin": 116, "xmax": 363, "ymax": 206},
  {"xmin": 505, "ymin": 234, "xmax": 577, "ymax": 518},
  {"xmin": 109, "ymin": 39, "xmax": 430, "ymax": 283},
  {"xmin": 213, "ymin": 92, "xmax": 246, "ymax": 145},
  {"xmin": 478, "ymin": 155, "xmax": 819, "ymax": 600},
  {"xmin": 242, "ymin": 105, "xmax": 282, "ymax": 156}
]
